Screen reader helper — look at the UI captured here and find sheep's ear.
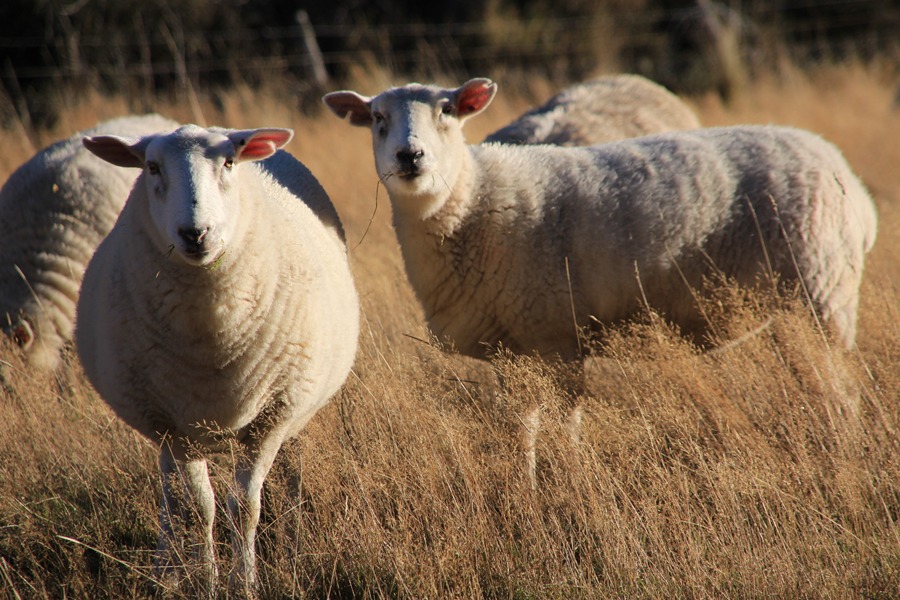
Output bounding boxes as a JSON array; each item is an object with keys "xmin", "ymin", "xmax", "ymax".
[
  {"xmin": 229, "ymin": 128, "xmax": 294, "ymax": 163},
  {"xmin": 82, "ymin": 135, "xmax": 148, "ymax": 168},
  {"xmin": 322, "ymin": 91, "xmax": 374, "ymax": 127},
  {"xmin": 453, "ymin": 78, "xmax": 497, "ymax": 120}
]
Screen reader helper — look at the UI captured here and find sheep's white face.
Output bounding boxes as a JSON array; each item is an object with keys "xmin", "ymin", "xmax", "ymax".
[
  {"xmin": 324, "ymin": 79, "xmax": 497, "ymax": 216},
  {"xmin": 369, "ymin": 88, "xmax": 460, "ymax": 197},
  {"xmin": 83, "ymin": 125, "xmax": 293, "ymax": 267},
  {"xmin": 140, "ymin": 127, "xmax": 237, "ymax": 266}
]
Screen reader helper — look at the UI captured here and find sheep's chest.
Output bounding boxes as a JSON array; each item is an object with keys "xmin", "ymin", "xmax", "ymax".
[
  {"xmin": 132, "ymin": 344, "xmax": 291, "ymax": 441},
  {"xmin": 419, "ymin": 217, "xmax": 576, "ymax": 359},
  {"xmin": 127, "ymin": 272, "xmax": 296, "ymax": 437}
]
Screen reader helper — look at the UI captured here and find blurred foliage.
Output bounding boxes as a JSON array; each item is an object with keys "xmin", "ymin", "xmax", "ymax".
[{"xmin": 0, "ymin": 0, "xmax": 898, "ymax": 127}]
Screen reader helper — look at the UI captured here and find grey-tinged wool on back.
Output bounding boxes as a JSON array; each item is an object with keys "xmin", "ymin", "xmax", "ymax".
[{"xmin": 0, "ymin": 113, "xmax": 178, "ymax": 370}]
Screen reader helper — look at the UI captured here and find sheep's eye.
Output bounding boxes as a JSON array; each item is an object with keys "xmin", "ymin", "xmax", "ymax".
[
  {"xmin": 372, "ymin": 112, "xmax": 388, "ymax": 136},
  {"xmin": 224, "ymin": 157, "xmax": 234, "ymax": 170},
  {"xmin": 147, "ymin": 161, "xmax": 160, "ymax": 175},
  {"xmin": 441, "ymin": 103, "xmax": 454, "ymax": 116}
]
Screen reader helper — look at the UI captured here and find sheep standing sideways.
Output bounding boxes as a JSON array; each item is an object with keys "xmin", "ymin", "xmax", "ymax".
[
  {"xmin": 77, "ymin": 125, "xmax": 359, "ymax": 594},
  {"xmin": 484, "ymin": 74, "xmax": 700, "ymax": 146},
  {"xmin": 323, "ymin": 78, "xmax": 877, "ymax": 484},
  {"xmin": 0, "ymin": 114, "xmax": 178, "ymax": 370}
]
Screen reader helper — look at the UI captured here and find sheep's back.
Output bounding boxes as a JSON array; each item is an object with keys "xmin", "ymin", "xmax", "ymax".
[
  {"xmin": 253, "ymin": 154, "xmax": 359, "ymax": 399},
  {"xmin": 258, "ymin": 150, "xmax": 347, "ymax": 244},
  {"xmin": 484, "ymin": 75, "xmax": 700, "ymax": 146},
  {"xmin": 571, "ymin": 126, "xmax": 873, "ymax": 309}
]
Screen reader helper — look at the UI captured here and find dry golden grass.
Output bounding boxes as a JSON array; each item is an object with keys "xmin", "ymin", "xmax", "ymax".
[{"xmin": 1, "ymin": 63, "xmax": 898, "ymax": 598}]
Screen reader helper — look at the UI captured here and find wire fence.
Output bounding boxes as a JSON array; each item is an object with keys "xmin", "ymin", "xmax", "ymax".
[
  {"xmin": 0, "ymin": 0, "xmax": 892, "ymax": 48},
  {"xmin": 1, "ymin": 2, "xmax": 897, "ymax": 78},
  {"xmin": 0, "ymin": 0, "xmax": 897, "ymax": 127}
]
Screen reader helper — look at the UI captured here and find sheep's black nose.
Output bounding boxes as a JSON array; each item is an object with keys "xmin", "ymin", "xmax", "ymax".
[
  {"xmin": 396, "ymin": 149, "xmax": 424, "ymax": 169},
  {"xmin": 178, "ymin": 227, "xmax": 208, "ymax": 246}
]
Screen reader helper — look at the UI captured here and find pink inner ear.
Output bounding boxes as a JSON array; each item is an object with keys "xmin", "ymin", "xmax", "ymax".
[
  {"xmin": 237, "ymin": 130, "xmax": 292, "ymax": 160},
  {"xmin": 240, "ymin": 139, "xmax": 279, "ymax": 160},
  {"xmin": 457, "ymin": 83, "xmax": 494, "ymax": 115}
]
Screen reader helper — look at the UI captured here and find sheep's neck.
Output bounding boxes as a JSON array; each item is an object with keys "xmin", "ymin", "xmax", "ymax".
[
  {"xmin": 404, "ymin": 148, "xmax": 477, "ymax": 239},
  {"xmin": 391, "ymin": 148, "xmax": 507, "ymax": 356}
]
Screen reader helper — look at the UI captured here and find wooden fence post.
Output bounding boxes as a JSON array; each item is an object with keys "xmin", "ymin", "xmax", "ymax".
[{"xmin": 295, "ymin": 10, "xmax": 329, "ymax": 87}]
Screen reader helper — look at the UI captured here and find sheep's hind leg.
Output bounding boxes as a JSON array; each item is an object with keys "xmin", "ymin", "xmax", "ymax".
[
  {"xmin": 523, "ymin": 404, "xmax": 541, "ymax": 491},
  {"xmin": 559, "ymin": 359, "xmax": 586, "ymax": 473},
  {"xmin": 507, "ymin": 357, "xmax": 586, "ymax": 491}
]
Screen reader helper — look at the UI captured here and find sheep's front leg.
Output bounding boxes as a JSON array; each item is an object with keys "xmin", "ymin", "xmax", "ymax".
[
  {"xmin": 228, "ymin": 430, "xmax": 286, "ymax": 595},
  {"xmin": 155, "ymin": 438, "xmax": 217, "ymax": 594},
  {"xmin": 521, "ymin": 358, "xmax": 586, "ymax": 491}
]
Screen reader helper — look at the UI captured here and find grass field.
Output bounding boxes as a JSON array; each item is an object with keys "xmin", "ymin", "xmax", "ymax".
[{"xmin": 1, "ymin": 63, "xmax": 898, "ymax": 598}]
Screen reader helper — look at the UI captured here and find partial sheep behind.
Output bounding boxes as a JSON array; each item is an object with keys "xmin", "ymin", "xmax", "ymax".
[
  {"xmin": 0, "ymin": 114, "xmax": 179, "ymax": 371},
  {"xmin": 77, "ymin": 125, "xmax": 359, "ymax": 595},
  {"xmin": 484, "ymin": 74, "xmax": 700, "ymax": 146}
]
